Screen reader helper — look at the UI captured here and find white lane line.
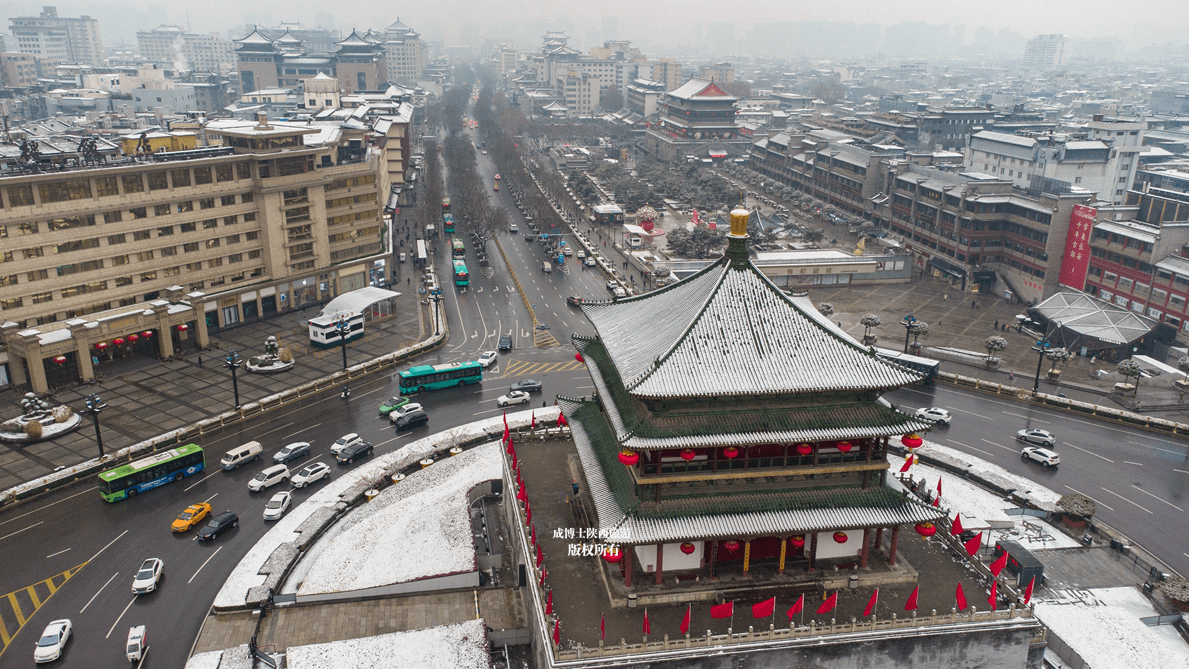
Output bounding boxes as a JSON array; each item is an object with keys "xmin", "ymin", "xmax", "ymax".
[
  {"xmin": 979, "ymin": 439, "xmax": 1019, "ymax": 453},
  {"xmin": 1054, "ymin": 415, "xmax": 1140, "ymax": 436},
  {"xmin": 283, "ymin": 423, "xmax": 323, "ymax": 439},
  {"xmin": 87, "ymin": 529, "xmax": 128, "ymax": 563},
  {"xmin": 1100, "ymin": 487, "xmax": 1153, "ymax": 514},
  {"xmin": 948, "ymin": 440, "xmax": 996, "ymax": 457},
  {"xmin": 944, "ymin": 406, "xmax": 993, "ymax": 420},
  {"xmin": 1137, "ymin": 434, "xmax": 1187, "ymax": 447},
  {"xmin": 46, "ymin": 548, "xmax": 71, "ymax": 558},
  {"xmin": 1126, "ymin": 440, "xmax": 1182, "ymax": 457},
  {"xmin": 0, "ymin": 486, "xmax": 97, "ymax": 527},
  {"xmin": 1130, "ymin": 485, "xmax": 1185, "ymax": 512},
  {"xmin": 1066, "ymin": 443, "xmax": 1115, "ymax": 463},
  {"xmin": 1002, "ymin": 411, "xmax": 1049, "ymax": 423},
  {"xmin": 1176, "ymin": 469, "xmax": 1189, "ymax": 474},
  {"xmin": 575, "ymin": 385, "xmax": 595, "ymax": 389},
  {"xmin": 1123, "ymin": 461, "xmax": 1143, "ymax": 466},
  {"xmin": 0, "ymin": 520, "xmax": 43, "ymax": 542},
  {"xmin": 80, "ymin": 571, "xmax": 120, "ymax": 613},
  {"xmin": 184, "ymin": 470, "xmax": 219, "ymax": 491},
  {"xmin": 189, "ymin": 546, "xmax": 223, "ymax": 584},
  {"xmin": 473, "ymin": 407, "xmax": 505, "ymax": 416},
  {"xmin": 1065, "ymin": 486, "xmax": 1113, "ymax": 512},
  {"xmin": 291, "ymin": 455, "xmax": 319, "ymax": 470},
  {"xmin": 251, "ymin": 421, "xmax": 296, "ymax": 440},
  {"xmin": 107, "ymin": 596, "xmax": 137, "ymax": 638},
  {"xmin": 202, "ymin": 492, "xmax": 218, "ymax": 504}
]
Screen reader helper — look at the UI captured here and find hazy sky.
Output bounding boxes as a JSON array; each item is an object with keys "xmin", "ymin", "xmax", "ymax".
[{"xmin": 4, "ymin": 0, "xmax": 1187, "ymax": 50}]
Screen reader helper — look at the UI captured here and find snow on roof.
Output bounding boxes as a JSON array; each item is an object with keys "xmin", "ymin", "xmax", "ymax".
[
  {"xmin": 285, "ymin": 621, "xmax": 489, "ymax": 669},
  {"xmin": 297, "ymin": 443, "xmax": 500, "ymax": 596},
  {"xmin": 668, "ymin": 78, "xmax": 737, "ymax": 101},
  {"xmin": 1035, "ymin": 587, "xmax": 1189, "ymax": 669},
  {"xmin": 971, "ymin": 130, "xmax": 1037, "ymax": 148},
  {"xmin": 315, "ymin": 287, "xmax": 401, "ymax": 320}
]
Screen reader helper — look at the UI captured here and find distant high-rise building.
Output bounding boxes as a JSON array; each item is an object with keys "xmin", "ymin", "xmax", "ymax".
[
  {"xmin": 137, "ymin": 25, "xmax": 235, "ymax": 73},
  {"xmin": 384, "ymin": 18, "xmax": 425, "ymax": 84},
  {"xmin": 9, "ymin": 6, "xmax": 103, "ymax": 66},
  {"xmin": 1023, "ymin": 34, "xmax": 1067, "ymax": 70}
]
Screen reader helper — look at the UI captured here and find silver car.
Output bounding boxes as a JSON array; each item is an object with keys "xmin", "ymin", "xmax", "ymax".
[{"xmin": 1016, "ymin": 429, "xmax": 1056, "ymax": 447}]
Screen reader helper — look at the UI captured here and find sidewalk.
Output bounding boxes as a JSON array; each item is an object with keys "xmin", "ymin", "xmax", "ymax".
[{"xmin": 0, "ymin": 288, "xmax": 432, "ymax": 492}]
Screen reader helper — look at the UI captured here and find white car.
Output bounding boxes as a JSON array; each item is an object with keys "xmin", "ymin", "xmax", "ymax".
[
  {"xmin": 914, "ymin": 407, "xmax": 951, "ymax": 425},
  {"xmin": 389, "ymin": 403, "xmax": 424, "ymax": 422},
  {"xmin": 577, "ymin": 250, "xmax": 586, "ymax": 259},
  {"xmin": 1021, "ymin": 446, "xmax": 1060, "ymax": 468},
  {"xmin": 131, "ymin": 558, "xmax": 164, "ymax": 594},
  {"xmin": 564, "ymin": 246, "xmax": 574, "ymax": 257},
  {"xmin": 291, "ymin": 462, "xmax": 331, "ymax": 488},
  {"xmin": 34, "ymin": 619, "xmax": 71, "ymax": 663},
  {"xmin": 330, "ymin": 433, "xmax": 363, "ymax": 455},
  {"xmin": 497, "ymin": 390, "xmax": 531, "ymax": 407},
  {"xmin": 263, "ymin": 491, "xmax": 292, "ymax": 521},
  {"xmin": 613, "ymin": 287, "xmax": 628, "ymax": 298},
  {"xmin": 248, "ymin": 464, "xmax": 290, "ymax": 491},
  {"xmin": 477, "ymin": 350, "xmax": 498, "ymax": 368},
  {"xmin": 585, "ymin": 256, "xmax": 597, "ymax": 267}
]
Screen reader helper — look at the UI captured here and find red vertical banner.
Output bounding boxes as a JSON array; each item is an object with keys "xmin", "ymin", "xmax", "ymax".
[{"xmin": 1058, "ymin": 204, "xmax": 1097, "ymax": 290}]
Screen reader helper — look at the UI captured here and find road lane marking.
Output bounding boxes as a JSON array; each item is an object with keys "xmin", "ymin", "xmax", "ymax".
[
  {"xmin": 1136, "ymin": 435, "xmax": 1187, "ymax": 447},
  {"xmin": 1065, "ymin": 443, "xmax": 1114, "ymax": 463},
  {"xmin": 1176, "ymin": 469, "xmax": 1189, "ymax": 474},
  {"xmin": 106, "ymin": 596, "xmax": 136, "ymax": 638},
  {"xmin": 1100, "ymin": 487, "xmax": 1153, "ymax": 514},
  {"xmin": 473, "ymin": 407, "xmax": 505, "ymax": 416},
  {"xmin": 80, "ymin": 572, "xmax": 119, "ymax": 613},
  {"xmin": 283, "ymin": 423, "xmax": 322, "ymax": 439},
  {"xmin": 184, "ymin": 471, "xmax": 219, "ymax": 491},
  {"xmin": 1064, "ymin": 486, "xmax": 1113, "ymax": 512},
  {"xmin": 87, "ymin": 530, "xmax": 129, "ymax": 563},
  {"xmin": 1002, "ymin": 411, "xmax": 1049, "ymax": 423},
  {"xmin": 1126, "ymin": 440, "xmax": 1182, "ymax": 457},
  {"xmin": 0, "ymin": 487, "xmax": 97, "ymax": 527},
  {"xmin": 979, "ymin": 439, "xmax": 1019, "ymax": 453},
  {"xmin": 1123, "ymin": 461, "xmax": 1143, "ymax": 466},
  {"xmin": 373, "ymin": 434, "xmax": 412, "ymax": 448},
  {"xmin": 943, "ymin": 406, "xmax": 992, "ymax": 420},
  {"xmin": 292, "ymin": 455, "xmax": 319, "ymax": 471},
  {"xmin": 251, "ymin": 421, "xmax": 296, "ymax": 440},
  {"xmin": 45, "ymin": 548, "xmax": 71, "ymax": 559},
  {"xmin": 947, "ymin": 440, "xmax": 996, "ymax": 457},
  {"xmin": 203, "ymin": 493, "xmax": 218, "ymax": 504},
  {"xmin": 0, "ymin": 521, "xmax": 42, "ymax": 543},
  {"xmin": 1130, "ymin": 485, "xmax": 1184, "ymax": 512},
  {"xmin": 189, "ymin": 546, "xmax": 223, "ymax": 584}
]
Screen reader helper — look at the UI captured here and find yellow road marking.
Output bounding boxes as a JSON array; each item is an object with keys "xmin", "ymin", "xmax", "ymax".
[
  {"xmin": 6, "ymin": 593, "xmax": 24, "ymax": 627},
  {"xmin": 0, "ymin": 562, "xmax": 87, "ymax": 658},
  {"xmin": 0, "ymin": 617, "xmax": 10, "ymax": 647},
  {"xmin": 25, "ymin": 586, "xmax": 40, "ymax": 610}
]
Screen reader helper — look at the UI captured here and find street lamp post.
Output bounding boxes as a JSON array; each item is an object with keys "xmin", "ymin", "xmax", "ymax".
[
  {"xmin": 901, "ymin": 313, "xmax": 918, "ymax": 354},
  {"xmin": 224, "ymin": 351, "xmax": 243, "ymax": 409},
  {"xmin": 83, "ymin": 393, "xmax": 107, "ymax": 458},
  {"xmin": 1032, "ymin": 338, "xmax": 1051, "ymax": 393},
  {"xmin": 335, "ymin": 316, "xmax": 351, "ymax": 399}
]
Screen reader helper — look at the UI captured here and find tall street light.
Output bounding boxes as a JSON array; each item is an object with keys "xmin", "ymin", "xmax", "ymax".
[
  {"xmin": 1031, "ymin": 338, "xmax": 1051, "ymax": 393},
  {"xmin": 83, "ymin": 393, "xmax": 107, "ymax": 458},
  {"xmin": 224, "ymin": 351, "xmax": 243, "ymax": 409},
  {"xmin": 901, "ymin": 313, "xmax": 918, "ymax": 354},
  {"xmin": 335, "ymin": 316, "xmax": 352, "ymax": 399}
]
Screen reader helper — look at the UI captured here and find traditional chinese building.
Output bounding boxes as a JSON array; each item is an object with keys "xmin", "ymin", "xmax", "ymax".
[
  {"xmin": 560, "ymin": 208, "xmax": 941, "ymax": 589},
  {"xmin": 644, "ymin": 78, "xmax": 751, "ymax": 162}
]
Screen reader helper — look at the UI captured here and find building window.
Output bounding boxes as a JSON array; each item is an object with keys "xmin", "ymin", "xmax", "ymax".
[
  {"xmin": 103, "ymin": 211, "xmax": 122, "ymax": 224},
  {"xmin": 221, "ymin": 195, "xmax": 236, "ymax": 206},
  {"xmin": 199, "ymin": 198, "xmax": 215, "ymax": 209},
  {"xmin": 31, "ymin": 291, "xmax": 52, "ymax": 304},
  {"xmin": 157, "ymin": 226, "xmax": 174, "ymax": 236},
  {"xmin": 8, "ymin": 185, "xmax": 34, "ymax": 206},
  {"xmin": 184, "ymin": 242, "xmax": 199, "ymax": 253},
  {"xmin": 154, "ymin": 204, "xmax": 171, "ymax": 216},
  {"xmin": 39, "ymin": 179, "xmax": 92, "ymax": 203},
  {"xmin": 177, "ymin": 201, "xmax": 193, "ymax": 213},
  {"xmin": 171, "ymin": 169, "xmax": 191, "ymax": 188},
  {"xmin": 95, "ymin": 176, "xmax": 119, "ymax": 197},
  {"xmin": 137, "ymin": 251, "xmax": 154, "ymax": 262},
  {"xmin": 147, "ymin": 172, "xmax": 168, "ymax": 191},
  {"xmin": 140, "ymin": 271, "xmax": 157, "ymax": 282},
  {"xmin": 193, "ymin": 166, "xmax": 213, "ymax": 185},
  {"xmin": 216, "ymin": 164, "xmax": 234, "ymax": 182},
  {"xmin": 112, "ymin": 254, "xmax": 129, "ymax": 265},
  {"xmin": 27, "ymin": 269, "xmax": 49, "ymax": 282}
]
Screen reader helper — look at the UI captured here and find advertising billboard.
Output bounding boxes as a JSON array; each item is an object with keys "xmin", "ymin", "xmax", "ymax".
[{"xmin": 1057, "ymin": 204, "xmax": 1097, "ymax": 290}]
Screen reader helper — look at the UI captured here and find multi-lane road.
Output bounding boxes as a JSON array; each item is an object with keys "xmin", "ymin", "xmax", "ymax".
[{"xmin": 0, "ymin": 132, "xmax": 1186, "ymax": 668}]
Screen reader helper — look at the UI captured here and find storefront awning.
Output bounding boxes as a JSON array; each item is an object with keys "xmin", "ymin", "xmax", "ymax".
[
  {"xmin": 708, "ymin": 149, "xmax": 728, "ymax": 158},
  {"xmin": 928, "ymin": 257, "xmax": 967, "ymax": 279}
]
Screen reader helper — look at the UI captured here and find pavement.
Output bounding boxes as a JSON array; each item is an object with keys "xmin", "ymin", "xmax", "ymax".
[{"xmin": 0, "ymin": 277, "xmax": 432, "ymax": 492}]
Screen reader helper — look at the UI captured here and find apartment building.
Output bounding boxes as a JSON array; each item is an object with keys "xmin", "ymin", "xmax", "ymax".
[
  {"xmin": 136, "ymin": 25, "xmax": 235, "ymax": 73},
  {"xmin": 1024, "ymin": 34, "xmax": 1068, "ymax": 70},
  {"xmin": 382, "ymin": 18, "xmax": 425, "ymax": 85},
  {"xmin": 0, "ymin": 52, "xmax": 40, "ymax": 88},
  {"xmin": 9, "ymin": 6, "xmax": 103, "ymax": 66},
  {"xmin": 0, "ymin": 114, "xmax": 387, "ymax": 392}
]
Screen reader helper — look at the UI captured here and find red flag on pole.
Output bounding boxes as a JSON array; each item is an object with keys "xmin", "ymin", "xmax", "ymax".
[
  {"xmin": 507, "ymin": 438, "xmax": 515, "ymax": 457},
  {"xmin": 989, "ymin": 549, "xmax": 1009, "ymax": 577},
  {"xmin": 899, "ymin": 453, "xmax": 916, "ymax": 473},
  {"xmin": 786, "ymin": 594, "xmax": 804, "ymax": 620},
  {"xmin": 511, "ymin": 451, "xmax": 518, "ymax": 471},
  {"xmin": 987, "ymin": 580, "xmax": 998, "ymax": 610},
  {"xmin": 516, "ymin": 485, "xmax": 527, "ymax": 502},
  {"xmin": 546, "ymin": 590, "xmax": 553, "ymax": 615},
  {"xmin": 933, "ymin": 476, "xmax": 942, "ymax": 507},
  {"xmin": 862, "ymin": 588, "xmax": 879, "ymax": 617},
  {"xmin": 956, "ymin": 583, "xmax": 968, "ymax": 611},
  {"xmin": 600, "ymin": 612, "xmax": 605, "ymax": 640},
  {"xmin": 905, "ymin": 586, "xmax": 919, "ymax": 611},
  {"xmin": 539, "ymin": 568, "xmax": 547, "ymax": 586},
  {"xmin": 950, "ymin": 514, "xmax": 964, "ymax": 535},
  {"xmin": 963, "ymin": 531, "xmax": 983, "ymax": 556},
  {"xmin": 503, "ymin": 417, "xmax": 510, "ymax": 445},
  {"xmin": 679, "ymin": 604, "xmax": 691, "ymax": 635},
  {"xmin": 531, "ymin": 411, "xmax": 536, "ymax": 429},
  {"xmin": 526, "ymin": 501, "xmax": 532, "ymax": 525},
  {"xmin": 536, "ymin": 543, "xmax": 544, "ymax": 567},
  {"xmin": 1023, "ymin": 576, "xmax": 1035, "ymax": 606},
  {"xmin": 816, "ymin": 591, "xmax": 838, "ymax": 615},
  {"xmin": 531, "ymin": 524, "xmax": 536, "ymax": 547},
  {"xmin": 752, "ymin": 596, "xmax": 776, "ymax": 618},
  {"xmin": 710, "ymin": 600, "xmax": 734, "ymax": 619},
  {"xmin": 643, "ymin": 608, "xmax": 650, "ymax": 635},
  {"xmin": 503, "ymin": 411, "xmax": 508, "ymax": 430},
  {"xmin": 557, "ymin": 412, "xmax": 567, "ymax": 427},
  {"xmin": 553, "ymin": 618, "xmax": 560, "ymax": 645}
]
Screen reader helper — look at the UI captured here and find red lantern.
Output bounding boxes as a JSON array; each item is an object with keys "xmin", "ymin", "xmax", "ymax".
[
  {"xmin": 833, "ymin": 531, "xmax": 849, "ymax": 544},
  {"xmin": 836, "ymin": 441, "xmax": 853, "ymax": 453},
  {"xmin": 723, "ymin": 540, "xmax": 740, "ymax": 552},
  {"xmin": 142, "ymin": 331, "xmax": 153, "ymax": 338},
  {"xmin": 128, "ymin": 334, "xmax": 139, "ymax": 342},
  {"xmin": 680, "ymin": 449, "xmax": 696, "ymax": 461},
  {"xmin": 113, "ymin": 338, "xmax": 125, "ymax": 345},
  {"xmin": 902, "ymin": 434, "xmax": 923, "ymax": 449},
  {"xmin": 795, "ymin": 443, "xmax": 813, "ymax": 456},
  {"xmin": 617, "ymin": 449, "xmax": 639, "ymax": 466},
  {"xmin": 914, "ymin": 522, "xmax": 937, "ymax": 537},
  {"xmin": 53, "ymin": 355, "xmax": 67, "ymax": 364},
  {"xmin": 602, "ymin": 546, "xmax": 623, "ymax": 563},
  {"xmin": 790, "ymin": 535, "xmax": 805, "ymax": 548},
  {"xmin": 177, "ymin": 324, "xmax": 189, "ymax": 331},
  {"xmin": 680, "ymin": 542, "xmax": 696, "ymax": 555},
  {"xmin": 96, "ymin": 342, "xmax": 108, "ymax": 350},
  {"xmin": 575, "ymin": 352, "xmax": 584, "ymax": 363},
  {"xmin": 723, "ymin": 447, "xmax": 740, "ymax": 459}
]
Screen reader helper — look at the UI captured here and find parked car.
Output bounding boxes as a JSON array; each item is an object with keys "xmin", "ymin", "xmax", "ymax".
[
  {"xmin": 563, "ymin": 246, "xmax": 574, "ymax": 257},
  {"xmin": 1021, "ymin": 446, "xmax": 1060, "ymax": 468},
  {"xmin": 248, "ymin": 464, "xmax": 290, "ymax": 492},
  {"xmin": 378, "ymin": 396, "xmax": 411, "ymax": 416},
  {"xmin": 577, "ymin": 250, "xmax": 586, "ymax": 259},
  {"xmin": 613, "ymin": 287, "xmax": 628, "ymax": 298},
  {"xmin": 337, "ymin": 442, "xmax": 375, "ymax": 464},
  {"xmin": 197, "ymin": 512, "xmax": 238, "ymax": 541},
  {"xmin": 585, "ymin": 256, "xmax": 597, "ymax": 267},
  {"xmin": 389, "ymin": 403, "xmax": 424, "ymax": 421},
  {"xmin": 498, "ymin": 390, "xmax": 531, "ymax": 407},
  {"xmin": 498, "ymin": 334, "xmax": 513, "ymax": 352},
  {"xmin": 566, "ymin": 296, "xmax": 584, "ymax": 307},
  {"xmin": 33, "ymin": 619, "xmax": 71, "ymax": 664},
  {"xmin": 510, "ymin": 379, "xmax": 543, "ymax": 393},
  {"xmin": 914, "ymin": 407, "xmax": 951, "ymax": 425},
  {"xmin": 1016, "ymin": 429, "xmax": 1056, "ymax": 447},
  {"xmin": 171, "ymin": 502, "xmax": 212, "ymax": 532},
  {"xmin": 393, "ymin": 410, "xmax": 429, "ymax": 432},
  {"xmin": 131, "ymin": 558, "xmax": 164, "ymax": 594},
  {"xmin": 291, "ymin": 462, "xmax": 331, "ymax": 488},
  {"xmin": 263, "ymin": 491, "xmax": 292, "ymax": 520},
  {"xmin": 273, "ymin": 441, "xmax": 311, "ymax": 464},
  {"xmin": 478, "ymin": 351, "xmax": 498, "ymax": 368},
  {"xmin": 330, "ymin": 433, "xmax": 363, "ymax": 455},
  {"xmin": 606, "ymin": 280, "xmax": 619, "ymax": 293}
]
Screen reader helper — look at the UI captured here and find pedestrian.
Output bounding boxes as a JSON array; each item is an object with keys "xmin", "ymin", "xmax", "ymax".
[
  {"xmin": 937, "ymin": 319, "xmax": 942, "ymax": 328},
  {"xmin": 994, "ymin": 319, "xmax": 999, "ymax": 330},
  {"xmin": 408, "ymin": 277, "xmax": 411, "ymax": 285},
  {"xmin": 1009, "ymin": 369, "xmax": 1015, "ymax": 381},
  {"xmin": 943, "ymin": 293, "xmax": 947, "ymax": 300},
  {"xmin": 198, "ymin": 354, "xmax": 202, "ymax": 367}
]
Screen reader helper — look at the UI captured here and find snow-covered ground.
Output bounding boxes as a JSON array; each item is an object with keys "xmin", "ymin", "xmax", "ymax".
[
  {"xmin": 918, "ymin": 440, "xmax": 1062, "ymax": 511},
  {"xmin": 1036, "ymin": 587, "xmax": 1189, "ymax": 669},
  {"xmin": 285, "ymin": 620, "xmax": 489, "ymax": 669},
  {"xmin": 297, "ymin": 442, "xmax": 500, "ymax": 595},
  {"xmin": 181, "ymin": 649, "xmax": 223, "ymax": 669}
]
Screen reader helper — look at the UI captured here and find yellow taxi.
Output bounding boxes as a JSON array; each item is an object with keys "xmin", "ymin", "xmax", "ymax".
[{"xmin": 171, "ymin": 502, "xmax": 212, "ymax": 532}]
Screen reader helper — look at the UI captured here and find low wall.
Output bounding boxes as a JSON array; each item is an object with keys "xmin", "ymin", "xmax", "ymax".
[{"xmin": 294, "ymin": 570, "xmax": 481, "ymax": 605}]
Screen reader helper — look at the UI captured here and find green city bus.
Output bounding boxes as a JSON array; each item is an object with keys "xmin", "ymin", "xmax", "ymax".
[
  {"xmin": 399, "ymin": 361, "xmax": 483, "ymax": 393},
  {"xmin": 98, "ymin": 443, "xmax": 206, "ymax": 502},
  {"xmin": 453, "ymin": 260, "xmax": 469, "ymax": 286},
  {"xmin": 452, "ymin": 238, "xmax": 465, "ymax": 258}
]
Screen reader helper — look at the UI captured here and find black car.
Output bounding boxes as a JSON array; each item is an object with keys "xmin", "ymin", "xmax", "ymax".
[
  {"xmin": 393, "ymin": 410, "xmax": 429, "ymax": 432},
  {"xmin": 510, "ymin": 379, "xmax": 543, "ymax": 393},
  {"xmin": 197, "ymin": 512, "xmax": 238, "ymax": 541},
  {"xmin": 498, "ymin": 334, "xmax": 512, "ymax": 352},
  {"xmin": 336, "ymin": 442, "xmax": 375, "ymax": 464},
  {"xmin": 566, "ymin": 296, "xmax": 584, "ymax": 307}
]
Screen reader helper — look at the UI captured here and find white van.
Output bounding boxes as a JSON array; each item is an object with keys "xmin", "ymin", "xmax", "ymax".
[
  {"xmin": 543, "ymin": 262, "xmax": 552, "ymax": 274},
  {"xmin": 221, "ymin": 441, "xmax": 263, "ymax": 470},
  {"xmin": 629, "ymin": 236, "xmax": 642, "ymax": 249}
]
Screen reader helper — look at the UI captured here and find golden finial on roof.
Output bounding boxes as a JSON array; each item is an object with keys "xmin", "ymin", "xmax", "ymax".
[{"xmin": 729, "ymin": 206, "xmax": 749, "ymax": 238}]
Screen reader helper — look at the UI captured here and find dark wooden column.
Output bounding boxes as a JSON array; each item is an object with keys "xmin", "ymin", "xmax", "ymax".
[
  {"xmin": 808, "ymin": 531, "xmax": 818, "ymax": 572},
  {"xmin": 624, "ymin": 544, "xmax": 634, "ymax": 587},
  {"xmin": 875, "ymin": 527, "xmax": 884, "ymax": 552},
  {"xmin": 655, "ymin": 542, "xmax": 664, "ymax": 585},
  {"xmin": 888, "ymin": 525, "xmax": 900, "ymax": 566},
  {"xmin": 709, "ymin": 541, "xmax": 719, "ymax": 579},
  {"xmin": 859, "ymin": 528, "xmax": 871, "ymax": 568}
]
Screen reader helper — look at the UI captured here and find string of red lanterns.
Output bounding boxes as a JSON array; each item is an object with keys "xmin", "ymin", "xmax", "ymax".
[
  {"xmin": 914, "ymin": 521, "xmax": 937, "ymax": 537},
  {"xmin": 679, "ymin": 449, "xmax": 696, "ymax": 461}
]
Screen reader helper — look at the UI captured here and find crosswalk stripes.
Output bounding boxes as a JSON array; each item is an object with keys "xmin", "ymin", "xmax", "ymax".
[
  {"xmin": 500, "ymin": 358, "xmax": 586, "ymax": 378},
  {"xmin": 0, "ymin": 563, "xmax": 85, "ymax": 658}
]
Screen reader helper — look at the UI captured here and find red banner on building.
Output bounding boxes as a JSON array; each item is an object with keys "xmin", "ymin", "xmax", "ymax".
[{"xmin": 1058, "ymin": 204, "xmax": 1097, "ymax": 290}]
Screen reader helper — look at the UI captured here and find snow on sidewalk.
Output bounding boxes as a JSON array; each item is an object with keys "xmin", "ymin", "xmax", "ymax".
[
  {"xmin": 285, "ymin": 620, "xmax": 489, "ymax": 669},
  {"xmin": 1035, "ymin": 587, "xmax": 1189, "ymax": 669},
  {"xmin": 918, "ymin": 440, "xmax": 1062, "ymax": 511}
]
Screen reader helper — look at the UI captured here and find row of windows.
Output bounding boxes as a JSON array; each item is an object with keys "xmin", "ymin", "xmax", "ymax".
[
  {"xmin": 1092, "ymin": 228, "xmax": 1154, "ymax": 253},
  {"xmin": 4, "ymin": 163, "xmax": 253, "ymax": 208},
  {"xmin": 1089, "ymin": 247, "xmax": 1155, "ymax": 273}
]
